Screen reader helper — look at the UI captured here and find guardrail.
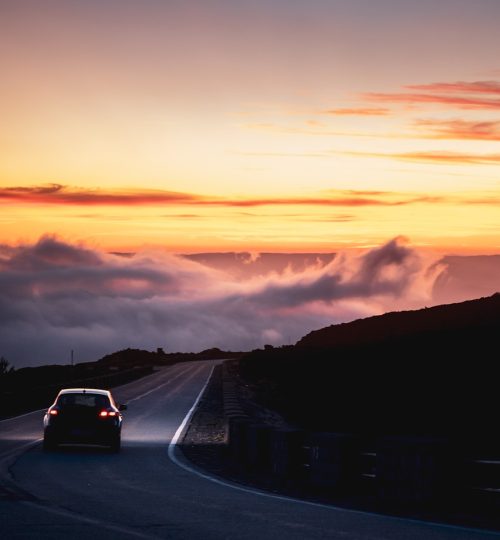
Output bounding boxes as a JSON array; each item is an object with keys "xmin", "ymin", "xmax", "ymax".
[{"xmin": 222, "ymin": 362, "xmax": 500, "ymax": 515}]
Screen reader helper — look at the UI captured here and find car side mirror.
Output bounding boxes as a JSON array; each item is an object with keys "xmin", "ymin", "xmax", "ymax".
[{"xmin": 119, "ymin": 404, "xmax": 127, "ymax": 411}]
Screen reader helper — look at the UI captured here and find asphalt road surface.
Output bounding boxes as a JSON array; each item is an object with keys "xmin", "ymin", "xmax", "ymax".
[{"xmin": 1, "ymin": 360, "xmax": 498, "ymax": 540}]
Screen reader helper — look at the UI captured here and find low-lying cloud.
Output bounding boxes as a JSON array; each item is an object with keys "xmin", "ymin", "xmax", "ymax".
[{"xmin": 0, "ymin": 235, "xmax": 461, "ymax": 368}]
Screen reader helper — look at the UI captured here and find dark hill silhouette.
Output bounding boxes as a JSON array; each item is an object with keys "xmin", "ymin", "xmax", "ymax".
[
  {"xmin": 297, "ymin": 292, "xmax": 500, "ymax": 348},
  {"xmin": 239, "ymin": 293, "xmax": 500, "ymax": 440},
  {"xmin": 97, "ymin": 347, "xmax": 240, "ymax": 369},
  {"xmin": 0, "ymin": 347, "xmax": 241, "ymax": 419}
]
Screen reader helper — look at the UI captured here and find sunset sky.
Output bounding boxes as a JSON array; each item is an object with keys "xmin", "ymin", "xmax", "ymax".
[
  {"xmin": 1, "ymin": 1, "xmax": 500, "ymax": 366},
  {"xmin": 1, "ymin": 0, "xmax": 499, "ymax": 253}
]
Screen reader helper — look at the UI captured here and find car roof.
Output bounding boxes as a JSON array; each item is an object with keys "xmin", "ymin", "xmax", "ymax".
[{"xmin": 57, "ymin": 388, "xmax": 111, "ymax": 396}]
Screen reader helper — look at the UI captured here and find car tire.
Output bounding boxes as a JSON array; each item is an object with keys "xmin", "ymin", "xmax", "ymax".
[
  {"xmin": 110, "ymin": 436, "xmax": 121, "ymax": 453},
  {"xmin": 43, "ymin": 434, "xmax": 57, "ymax": 452}
]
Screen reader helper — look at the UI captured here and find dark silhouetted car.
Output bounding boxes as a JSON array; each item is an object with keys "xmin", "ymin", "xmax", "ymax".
[{"xmin": 43, "ymin": 388, "xmax": 127, "ymax": 452}]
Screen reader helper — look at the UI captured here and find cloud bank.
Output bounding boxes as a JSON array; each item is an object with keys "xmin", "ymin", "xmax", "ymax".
[{"xmin": 0, "ymin": 236, "xmax": 451, "ymax": 367}]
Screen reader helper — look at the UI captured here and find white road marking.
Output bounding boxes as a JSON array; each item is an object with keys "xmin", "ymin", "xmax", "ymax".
[
  {"xmin": 126, "ymin": 364, "xmax": 193, "ymax": 404},
  {"xmin": 168, "ymin": 364, "xmax": 215, "ymax": 453},
  {"xmin": 0, "ymin": 409, "xmax": 46, "ymax": 423},
  {"xmin": 20, "ymin": 500, "xmax": 163, "ymax": 540},
  {"xmin": 0, "ymin": 439, "xmax": 42, "ymax": 463}
]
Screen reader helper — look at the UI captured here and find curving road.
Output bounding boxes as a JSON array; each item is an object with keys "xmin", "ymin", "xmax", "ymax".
[{"xmin": 1, "ymin": 360, "xmax": 498, "ymax": 539}]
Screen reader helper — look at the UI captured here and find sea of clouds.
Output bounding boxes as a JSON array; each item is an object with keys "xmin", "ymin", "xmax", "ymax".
[{"xmin": 0, "ymin": 235, "xmax": 488, "ymax": 367}]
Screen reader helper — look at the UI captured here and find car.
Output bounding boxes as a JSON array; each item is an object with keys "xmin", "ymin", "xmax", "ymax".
[{"xmin": 43, "ymin": 388, "xmax": 127, "ymax": 452}]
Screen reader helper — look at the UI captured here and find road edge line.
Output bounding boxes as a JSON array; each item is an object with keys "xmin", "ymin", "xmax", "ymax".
[
  {"xmin": 168, "ymin": 364, "xmax": 215, "ymax": 453},
  {"xmin": 0, "ymin": 409, "xmax": 46, "ymax": 423}
]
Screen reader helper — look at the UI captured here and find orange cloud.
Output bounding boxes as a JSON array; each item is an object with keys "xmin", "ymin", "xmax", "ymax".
[
  {"xmin": 0, "ymin": 184, "xmax": 199, "ymax": 205},
  {"xmin": 406, "ymin": 81, "xmax": 500, "ymax": 95},
  {"xmin": 243, "ymin": 124, "xmax": 383, "ymax": 138},
  {"xmin": 413, "ymin": 119, "xmax": 500, "ymax": 140},
  {"xmin": 323, "ymin": 107, "xmax": 390, "ymax": 116},
  {"xmin": 363, "ymin": 92, "xmax": 500, "ymax": 110},
  {"xmin": 461, "ymin": 195, "xmax": 500, "ymax": 205},
  {"xmin": 361, "ymin": 78, "xmax": 500, "ymax": 110},
  {"xmin": 0, "ymin": 184, "xmax": 447, "ymax": 208},
  {"xmin": 344, "ymin": 150, "xmax": 500, "ymax": 165},
  {"xmin": 215, "ymin": 196, "xmax": 411, "ymax": 207}
]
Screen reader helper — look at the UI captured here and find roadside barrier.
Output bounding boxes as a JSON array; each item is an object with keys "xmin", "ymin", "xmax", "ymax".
[
  {"xmin": 269, "ymin": 428, "xmax": 306, "ymax": 483},
  {"xmin": 375, "ymin": 436, "xmax": 453, "ymax": 507},
  {"xmin": 228, "ymin": 416, "xmax": 252, "ymax": 465},
  {"xmin": 226, "ymin": 417, "xmax": 460, "ymax": 507},
  {"xmin": 220, "ymin": 362, "xmax": 469, "ymax": 510},
  {"xmin": 306, "ymin": 432, "xmax": 361, "ymax": 493},
  {"xmin": 245, "ymin": 423, "xmax": 272, "ymax": 472}
]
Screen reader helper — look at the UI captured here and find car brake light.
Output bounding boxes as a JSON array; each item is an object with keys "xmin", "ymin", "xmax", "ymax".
[
  {"xmin": 99, "ymin": 410, "xmax": 117, "ymax": 417},
  {"xmin": 49, "ymin": 409, "xmax": 58, "ymax": 416}
]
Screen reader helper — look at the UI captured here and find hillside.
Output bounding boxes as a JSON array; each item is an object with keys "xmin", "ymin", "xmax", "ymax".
[
  {"xmin": 297, "ymin": 292, "xmax": 500, "ymax": 348},
  {"xmin": 239, "ymin": 293, "xmax": 500, "ymax": 439}
]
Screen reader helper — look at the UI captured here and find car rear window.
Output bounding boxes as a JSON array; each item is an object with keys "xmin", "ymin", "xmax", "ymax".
[{"xmin": 57, "ymin": 393, "xmax": 110, "ymax": 408}]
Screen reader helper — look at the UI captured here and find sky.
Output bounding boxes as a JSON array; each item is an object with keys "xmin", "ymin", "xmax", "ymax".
[
  {"xmin": 1, "ymin": 1, "xmax": 500, "ymax": 366},
  {"xmin": 1, "ymin": 0, "xmax": 499, "ymax": 253}
]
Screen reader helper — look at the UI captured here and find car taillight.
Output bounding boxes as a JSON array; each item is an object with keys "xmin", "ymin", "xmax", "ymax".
[
  {"xmin": 49, "ymin": 409, "xmax": 58, "ymax": 416},
  {"xmin": 99, "ymin": 410, "xmax": 117, "ymax": 417}
]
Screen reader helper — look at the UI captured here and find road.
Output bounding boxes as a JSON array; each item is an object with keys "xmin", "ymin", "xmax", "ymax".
[{"xmin": 0, "ymin": 360, "xmax": 498, "ymax": 539}]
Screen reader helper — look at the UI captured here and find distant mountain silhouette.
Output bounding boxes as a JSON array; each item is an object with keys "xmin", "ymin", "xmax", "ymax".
[
  {"xmin": 97, "ymin": 347, "xmax": 240, "ymax": 368},
  {"xmin": 432, "ymin": 255, "xmax": 500, "ymax": 304},
  {"xmin": 183, "ymin": 252, "xmax": 336, "ymax": 279},
  {"xmin": 297, "ymin": 293, "xmax": 500, "ymax": 348},
  {"xmin": 183, "ymin": 252, "xmax": 500, "ymax": 305},
  {"xmin": 0, "ymin": 348, "xmax": 241, "ymax": 419}
]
